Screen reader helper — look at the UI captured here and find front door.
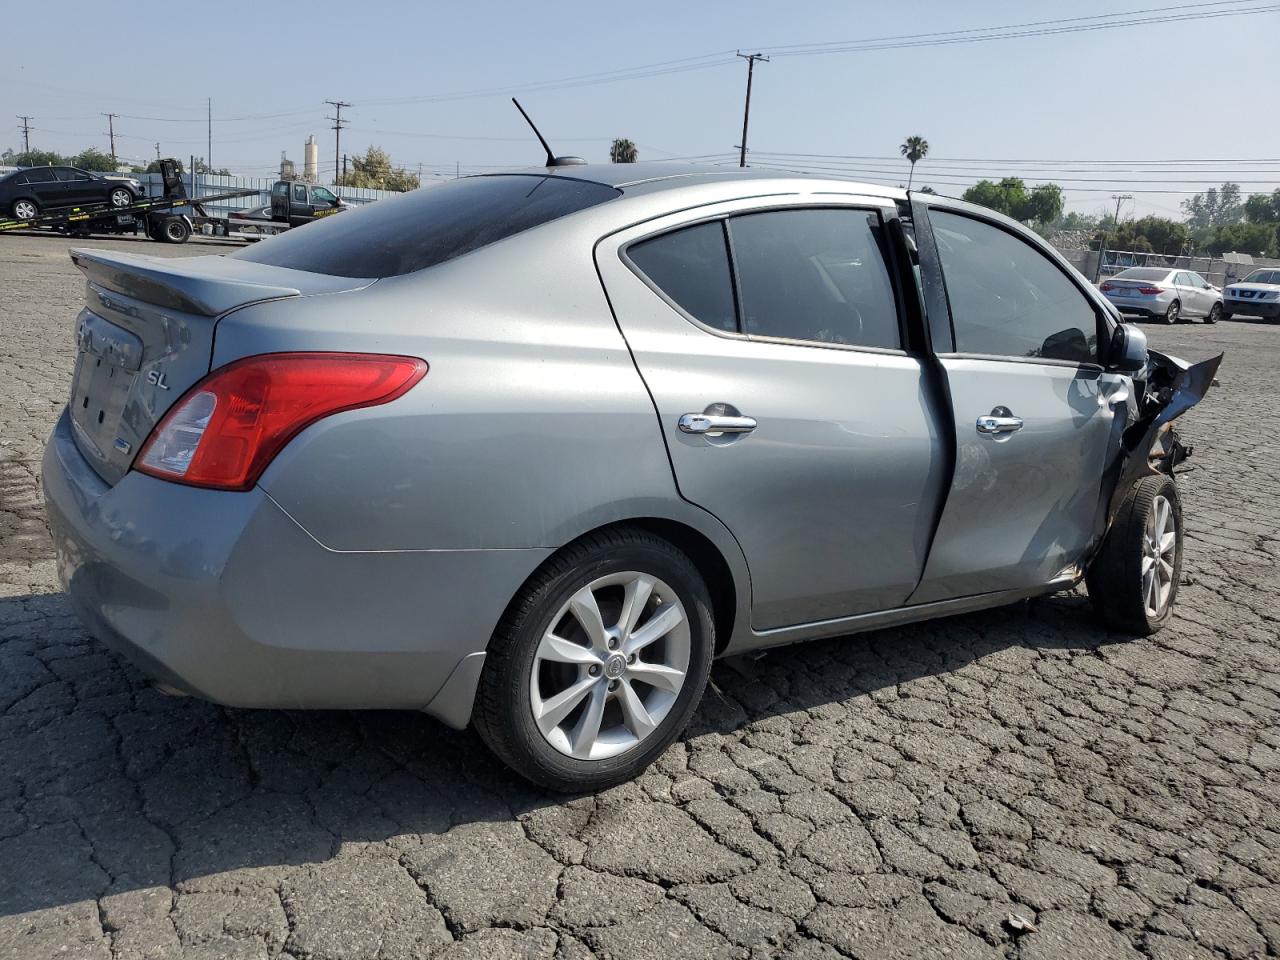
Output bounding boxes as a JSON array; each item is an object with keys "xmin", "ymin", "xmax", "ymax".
[
  {"xmin": 908, "ymin": 198, "xmax": 1128, "ymax": 603},
  {"xmin": 597, "ymin": 198, "xmax": 947, "ymax": 630}
]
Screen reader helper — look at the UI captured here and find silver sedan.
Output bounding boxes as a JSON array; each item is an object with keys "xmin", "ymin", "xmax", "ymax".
[
  {"xmin": 42, "ymin": 165, "xmax": 1220, "ymax": 790},
  {"xmin": 1101, "ymin": 266, "xmax": 1223, "ymax": 323}
]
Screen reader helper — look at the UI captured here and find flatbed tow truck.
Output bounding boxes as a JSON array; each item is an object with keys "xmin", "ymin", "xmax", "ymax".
[{"xmin": 0, "ymin": 159, "xmax": 265, "ymax": 244}]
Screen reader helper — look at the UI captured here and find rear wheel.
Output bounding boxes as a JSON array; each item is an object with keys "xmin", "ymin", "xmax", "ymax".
[
  {"xmin": 1205, "ymin": 303, "xmax": 1222, "ymax": 324},
  {"xmin": 473, "ymin": 528, "xmax": 715, "ymax": 792},
  {"xmin": 12, "ymin": 198, "xmax": 38, "ymax": 220},
  {"xmin": 109, "ymin": 187, "xmax": 134, "ymax": 208},
  {"xmin": 1086, "ymin": 474, "xmax": 1183, "ymax": 635},
  {"xmin": 159, "ymin": 217, "xmax": 191, "ymax": 244},
  {"xmin": 1163, "ymin": 300, "xmax": 1180, "ymax": 324}
]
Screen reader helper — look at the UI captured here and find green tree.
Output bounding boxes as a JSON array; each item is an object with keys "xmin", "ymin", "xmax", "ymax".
[
  {"xmin": 1204, "ymin": 222, "xmax": 1279, "ymax": 257},
  {"xmin": 1244, "ymin": 188, "xmax": 1280, "ymax": 224},
  {"xmin": 337, "ymin": 146, "xmax": 419, "ymax": 191},
  {"xmin": 1054, "ymin": 211, "xmax": 1101, "ymax": 232},
  {"xmin": 71, "ymin": 147, "xmax": 117, "ymax": 171},
  {"xmin": 916, "ymin": 185, "xmax": 937, "ymax": 195},
  {"xmin": 609, "ymin": 139, "xmax": 638, "ymax": 163},
  {"xmin": 1181, "ymin": 183, "xmax": 1243, "ymax": 232},
  {"xmin": 899, "ymin": 135, "xmax": 928, "ymax": 190},
  {"xmin": 191, "ymin": 157, "xmax": 231, "ymax": 176},
  {"xmin": 961, "ymin": 177, "xmax": 1062, "ymax": 226},
  {"xmin": 2, "ymin": 148, "xmax": 65, "ymax": 167},
  {"xmin": 1023, "ymin": 183, "xmax": 1064, "ymax": 226},
  {"xmin": 1101, "ymin": 216, "xmax": 1190, "ymax": 255}
]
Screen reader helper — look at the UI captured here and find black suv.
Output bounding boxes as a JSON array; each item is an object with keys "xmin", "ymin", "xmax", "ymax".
[{"xmin": 0, "ymin": 166, "xmax": 145, "ymax": 220}]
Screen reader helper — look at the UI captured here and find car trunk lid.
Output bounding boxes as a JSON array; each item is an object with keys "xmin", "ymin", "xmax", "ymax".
[{"xmin": 66, "ymin": 248, "xmax": 373, "ymax": 485}]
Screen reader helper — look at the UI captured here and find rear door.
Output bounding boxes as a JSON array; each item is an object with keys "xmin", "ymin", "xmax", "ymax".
[
  {"xmin": 597, "ymin": 196, "xmax": 947, "ymax": 630},
  {"xmin": 25, "ymin": 167, "xmax": 63, "ymax": 207},
  {"xmin": 908, "ymin": 197, "xmax": 1127, "ymax": 603},
  {"xmin": 290, "ymin": 182, "xmax": 313, "ymax": 226}
]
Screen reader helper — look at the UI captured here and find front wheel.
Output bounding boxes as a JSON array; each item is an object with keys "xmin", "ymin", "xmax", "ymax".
[
  {"xmin": 159, "ymin": 217, "xmax": 191, "ymax": 244},
  {"xmin": 1206, "ymin": 303, "xmax": 1222, "ymax": 324},
  {"xmin": 1164, "ymin": 300, "xmax": 1181, "ymax": 324},
  {"xmin": 1086, "ymin": 474, "xmax": 1183, "ymax": 635},
  {"xmin": 473, "ymin": 528, "xmax": 715, "ymax": 792},
  {"xmin": 109, "ymin": 187, "xmax": 134, "ymax": 208}
]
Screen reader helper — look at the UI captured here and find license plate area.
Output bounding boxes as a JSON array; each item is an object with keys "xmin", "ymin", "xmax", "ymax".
[{"xmin": 68, "ymin": 312, "xmax": 143, "ymax": 466}]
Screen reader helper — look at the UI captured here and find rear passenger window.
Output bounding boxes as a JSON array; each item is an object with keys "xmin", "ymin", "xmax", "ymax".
[
  {"xmin": 930, "ymin": 210, "xmax": 1099, "ymax": 364},
  {"xmin": 626, "ymin": 222, "xmax": 737, "ymax": 332},
  {"xmin": 728, "ymin": 209, "xmax": 901, "ymax": 349}
]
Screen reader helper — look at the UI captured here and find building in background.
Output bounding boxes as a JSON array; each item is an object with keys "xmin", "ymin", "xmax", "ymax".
[{"xmin": 304, "ymin": 136, "xmax": 319, "ymax": 184}]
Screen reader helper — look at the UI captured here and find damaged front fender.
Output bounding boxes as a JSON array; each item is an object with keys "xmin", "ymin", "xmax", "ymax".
[{"xmin": 1093, "ymin": 348, "xmax": 1223, "ymax": 550}]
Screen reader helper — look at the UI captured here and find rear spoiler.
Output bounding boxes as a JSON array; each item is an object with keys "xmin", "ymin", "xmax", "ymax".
[{"xmin": 68, "ymin": 248, "xmax": 364, "ymax": 317}]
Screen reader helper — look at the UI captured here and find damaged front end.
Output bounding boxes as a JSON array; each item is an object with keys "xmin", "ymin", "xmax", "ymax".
[{"xmin": 1092, "ymin": 344, "xmax": 1223, "ymax": 552}]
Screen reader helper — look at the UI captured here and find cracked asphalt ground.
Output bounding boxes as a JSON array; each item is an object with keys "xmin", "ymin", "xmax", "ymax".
[{"xmin": 1, "ymin": 232, "xmax": 1278, "ymax": 960}]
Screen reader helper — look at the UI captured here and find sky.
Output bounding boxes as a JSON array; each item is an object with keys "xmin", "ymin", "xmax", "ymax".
[{"xmin": 3, "ymin": 0, "xmax": 1279, "ymax": 220}]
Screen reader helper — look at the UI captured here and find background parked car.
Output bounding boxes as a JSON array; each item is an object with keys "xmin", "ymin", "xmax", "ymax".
[
  {"xmin": 0, "ymin": 166, "xmax": 144, "ymax": 220},
  {"xmin": 1223, "ymin": 268, "xmax": 1280, "ymax": 320},
  {"xmin": 1100, "ymin": 266, "xmax": 1222, "ymax": 323}
]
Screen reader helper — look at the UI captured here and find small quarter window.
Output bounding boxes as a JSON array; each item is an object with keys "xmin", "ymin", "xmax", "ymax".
[{"xmin": 626, "ymin": 222, "xmax": 737, "ymax": 332}]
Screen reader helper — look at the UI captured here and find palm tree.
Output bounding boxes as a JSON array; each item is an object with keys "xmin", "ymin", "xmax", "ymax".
[
  {"xmin": 610, "ymin": 139, "xmax": 638, "ymax": 164},
  {"xmin": 900, "ymin": 135, "xmax": 929, "ymax": 190}
]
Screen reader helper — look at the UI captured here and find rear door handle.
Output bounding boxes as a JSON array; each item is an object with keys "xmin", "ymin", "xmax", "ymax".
[
  {"xmin": 678, "ymin": 413, "xmax": 757, "ymax": 435},
  {"xmin": 975, "ymin": 406, "xmax": 1023, "ymax": 435}
]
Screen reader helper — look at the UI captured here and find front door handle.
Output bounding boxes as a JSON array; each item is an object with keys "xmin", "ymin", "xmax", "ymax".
[
  {"xmin": 678, "ymin": 413, "xmax": 757, "ymax": 435},
  {"xmin": 975, "ymin": 406, "xmax": 1024, "ymax": 435}
]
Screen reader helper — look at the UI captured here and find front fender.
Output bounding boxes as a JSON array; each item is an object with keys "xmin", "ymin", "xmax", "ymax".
[{"xmin": 1092, "ymin": 349, "xmax": 1223, "ymax": 555}]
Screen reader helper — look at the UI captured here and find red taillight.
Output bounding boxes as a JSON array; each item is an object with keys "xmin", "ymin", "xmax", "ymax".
[
  {"xmin": 135, "ymin": 352, "xmax": 427, "ymax": 491},
  {"xmin": 1137, "ymin": 286, "xmax": 1163, "ymax": 295},
  {"xmin": 1100, "ymin": 282, "xmax": 1114, "ymax": 291}
]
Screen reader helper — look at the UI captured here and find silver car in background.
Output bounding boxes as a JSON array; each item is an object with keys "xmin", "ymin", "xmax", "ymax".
[
  {"xmin": 1101, "ymin": 266, "xmax": 1223, "ymax": 323},
  {"xmin": 42, "ymin": 165, "xmax": 1220, "ymax": 790},
  {"xmin": 1223, "ymin": 268, "xmax": 1280, "ymax": 320}
]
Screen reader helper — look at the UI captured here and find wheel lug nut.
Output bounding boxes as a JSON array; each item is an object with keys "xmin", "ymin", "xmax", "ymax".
[
  {"xmin": 588, "ymin": 664, "xmax": 601, "ymax": 677},
  {"xmin": 608, "ymin": 679, "xmax": 619, "ymax": 691},
  {"xmin": 607, "ymin": 637, "xmax": 619, "ymax": 650},
  {"xmin": 627, "ymin": 653, "xmax": 636, "ymax": 664}
]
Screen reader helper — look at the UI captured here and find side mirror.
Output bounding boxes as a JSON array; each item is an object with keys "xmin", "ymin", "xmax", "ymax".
[{"xmin": 1109, "ymin": 322, "xmax": 1148, "ymax": 373}]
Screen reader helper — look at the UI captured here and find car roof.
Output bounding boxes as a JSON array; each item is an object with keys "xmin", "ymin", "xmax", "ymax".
[{"xmin": 487, "ymin": 161, "xmax": 906, "ymax": 200}]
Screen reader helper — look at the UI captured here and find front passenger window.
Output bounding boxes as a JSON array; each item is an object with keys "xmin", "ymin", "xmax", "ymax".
[{"xmin": 931, "ymin": 210, "xmax": 1099, "ymax": 364}]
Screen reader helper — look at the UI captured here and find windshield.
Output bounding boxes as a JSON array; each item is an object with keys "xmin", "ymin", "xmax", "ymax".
[
  {"xmin": 1113, "ymin": 267, "xmax": 1172, "ymax": 281},
  {"xmin": 232, "ymin": 174, "xmax": 621, "ymax": 278},
  {"xmin": 1241, "ymin": 269, "xmax": 1280, "ymax": 285}
]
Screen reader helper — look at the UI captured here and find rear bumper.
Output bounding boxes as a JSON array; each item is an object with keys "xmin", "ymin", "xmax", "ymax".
[{"xmin": 42, "ymin": 409, "xmax": 547, "ymax": 722}]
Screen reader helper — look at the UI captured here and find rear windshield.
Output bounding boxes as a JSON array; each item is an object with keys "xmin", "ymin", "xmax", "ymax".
[
  {"xmin": 1112, "ymin": 267, "xmax": 1171, "ymax": 281},
  {"xmin": 231, "ymin": 174, "xmax": 621, "ymax": 278}
]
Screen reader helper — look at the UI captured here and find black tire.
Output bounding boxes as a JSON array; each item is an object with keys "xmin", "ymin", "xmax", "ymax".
[
  {"xmin": 473, "ymin": 527, "xmax": 715, "ymax": 792},
  {"xmin": 160, "ymin": 218, "xmax": 191, "ymax": 244},
  {"xmin": 1221, "ymin": 310, "xmax": 1233, "ymax": 321},
  {"xmin": 1205, "ymin": 303, "xmax": 1221, "ymax": 324},
  {"xmin": 11, "ymin": 198, "xmax": 39, "ymax": 220},
  {"xmin": 1163, "ymin": 300, "xmax": 1180, "ymax": 324},
  {"xmin": 1086, "ymin": 473, "xmax": 1183, "ymax": 636},
  {"xmin": 109, "ymin": 187, "xmax": 134, "ymax": 208}
]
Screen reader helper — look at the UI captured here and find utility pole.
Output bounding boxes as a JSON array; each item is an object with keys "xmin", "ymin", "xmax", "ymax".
[
  {"xmin": 324, "ymin": 100, "xmax": 351, "ymax": 186},
  {"xmin": 736, "ymin": 52, "xmax": 768, "ymax": 168},
  {"xmin": 17, "ymin": 116, "xmax": 32, "ymax": 154},
  {"xmin": 103, "ymin": 113, "xmax": 118, "ymax": 167},
  {"xmin": 342, "ymin": 154, "xmax": 348, "ymax": 183},
  {"xmin": 155, "ymin": 142, "xmax": 161, "ymax": 163},
  {"xmin": 1095, "ymin": 193, "xmax": 1134, "ymax": 283},
  {"xmin": 207, "ymin": 98, "xmax": 212, "ymax": 174}
]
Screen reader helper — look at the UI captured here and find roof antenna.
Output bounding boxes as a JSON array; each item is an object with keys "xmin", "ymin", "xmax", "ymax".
[{"xmin": 511, "ymin": 98, "xmax": 587, "ymax": 168}]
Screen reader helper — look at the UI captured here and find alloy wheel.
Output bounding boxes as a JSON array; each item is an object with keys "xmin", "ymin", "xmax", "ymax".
[
  {"xmin": 110, "ymin": 189, "xmax": 132, "ymax": 208},
  {"xmin": 530, "ymin": 571, "xmax": 690, "ymax": 760},
  {"xmin": 1165, "ymin": 302, "xmax": 1180, "ymax": 324},
  {"xmin": 14, "ymin": 200, "xmax": 36, "ymax": 220},
  {"xmin": 1141, "ymin": 494, "xmax": 1177, "ymax": 618}
]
